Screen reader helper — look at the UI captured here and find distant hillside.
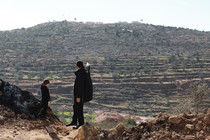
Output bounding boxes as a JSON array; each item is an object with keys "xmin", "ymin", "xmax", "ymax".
[
  {"xmin": 1, "ymin": 21, "xmax": 210, "ymax": 60},
  {"xmin": 0, "ymin": 21, "xmax": 210, "ymax": 81},
  {"xmin": 1, "ymin": 21, "xmax": 210, "ymax": 117}
]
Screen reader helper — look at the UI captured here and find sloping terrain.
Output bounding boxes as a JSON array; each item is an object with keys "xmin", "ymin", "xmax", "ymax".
[
  {"xmin": 1, "ymin": 21, "xmax": 210, "ymax": 119},
  {"xmin": 0, "ymin": 105, "xmax": 78, "ymax": 140},
  {"xmin": 2, "ymin": 104, "xmax": 210, "ymax": 140}
]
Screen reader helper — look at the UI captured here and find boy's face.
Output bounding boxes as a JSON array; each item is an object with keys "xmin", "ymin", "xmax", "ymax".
[{"xmin": 76, "ymin": 65, "xmax": 79, "ymax": 69}]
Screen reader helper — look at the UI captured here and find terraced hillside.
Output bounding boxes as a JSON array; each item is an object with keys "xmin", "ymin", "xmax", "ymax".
[{"xmin": 1, "ymin": 21, "xmax": 210, "ymax": 122}]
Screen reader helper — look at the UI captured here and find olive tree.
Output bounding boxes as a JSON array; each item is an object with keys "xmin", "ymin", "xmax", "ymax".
[
  {"xmin": 188, "ymin": 80, "xmax": 210, "ymax": 113},
  {"xmin": 170, "ymin": 80, "xmax": 210, "ymax": 114}
]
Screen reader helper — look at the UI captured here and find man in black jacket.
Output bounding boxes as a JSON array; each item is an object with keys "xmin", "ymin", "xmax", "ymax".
[
  {"xmin": 66, "ymin": 61, "xmax": 86, "ymax": 129},
  {"xmin": 39, "ymin": 80, "xmax": 51, "ymax": 118}
]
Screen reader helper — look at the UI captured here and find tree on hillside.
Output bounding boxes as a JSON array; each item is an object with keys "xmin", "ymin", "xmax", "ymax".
[
  {"xmin": 170, "ymin": 80, "xmax": 210, "ymax": 114},
  {"xmin": 188, "ymin": 80, "xmax": 210, "ymax": 113}
]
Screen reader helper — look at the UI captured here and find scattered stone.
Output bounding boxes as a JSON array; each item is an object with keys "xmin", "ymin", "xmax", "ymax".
[
  {"xmin": 77, "ymin": 123, "xmax": 103, "ymax": 140},
  {"xmin": 168, "ymin": 115, "xmax": 182, "ymax": 124},
  {"xmin": 116, "ymin": 123, "xmax": 125, "ymax": 134},
  {"xmin": 185, "ymin": 135, "xmax": 195, "ymax": 140},
  {"xmin": 45, "ymin": 126, "xmax": 56, "ymax": 134},
  {"xmin": 0, "ymin": 115, "xmax": 4, "ymax": 125},
  {"xmin": 185, "ymin": 124, "xmax": 194, "ymax": 131}
]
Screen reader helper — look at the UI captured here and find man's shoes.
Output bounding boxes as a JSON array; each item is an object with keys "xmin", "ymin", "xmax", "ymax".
[
  {"xmin": 73, "ymin": 124, "xmax": 83, "ymax": 129},
  {"xmin": 66, "ymin": 123, "xmax": 77, "ymax": 127},
  {"xmin": 72, "ymin": 125, "xmax": 80, "ymax": 129}
]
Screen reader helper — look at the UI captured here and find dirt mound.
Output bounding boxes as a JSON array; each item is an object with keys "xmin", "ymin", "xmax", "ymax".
[
  {"xmin": 0, "ymin": 105, "xmax": 77, "ymax": 140},
  {"xmin": 2, "ymin": 103, "xmax": 210, "ymax": 140},
  {"xmin": 123, "ymin": 112, "xmax": 210, "ymax": 140}
]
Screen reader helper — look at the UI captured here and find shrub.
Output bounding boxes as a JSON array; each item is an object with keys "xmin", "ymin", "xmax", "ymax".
[{"xmin": 123, "ymin": 117, "xmax": 136, "ymax": 127}]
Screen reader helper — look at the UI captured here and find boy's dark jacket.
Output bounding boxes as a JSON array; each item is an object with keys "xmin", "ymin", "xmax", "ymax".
[{"xmin": 41, "ymin": 85, "xmax": 50, "ymax": 102}]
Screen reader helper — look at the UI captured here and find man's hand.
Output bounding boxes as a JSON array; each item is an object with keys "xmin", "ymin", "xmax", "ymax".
[{"xmin": 76, "ymin": 98, "xmax": 81, "ymax": 103}]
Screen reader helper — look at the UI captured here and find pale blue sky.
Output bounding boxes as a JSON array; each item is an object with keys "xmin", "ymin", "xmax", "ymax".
[{"xmin": 0, "ymin": 0, "xmax": 209, "ymax": 31}]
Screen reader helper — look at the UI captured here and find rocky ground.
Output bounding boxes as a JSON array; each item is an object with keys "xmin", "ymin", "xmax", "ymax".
[
  {"xmin": 1, "ymin": 104, "xmax": 210, "ymax": 140},
  {"xmin": 0, "ymin": 105, "xmax": 78, "ymax": 140},
  {"xmin": 124, "ymin": 112, "xmax": 210, "ymax": 140}
]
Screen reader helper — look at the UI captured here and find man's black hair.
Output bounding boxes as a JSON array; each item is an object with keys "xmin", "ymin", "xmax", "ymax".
[{"xmin": 76, "ymin": 61, "xmax": 84, "ymax": 68}]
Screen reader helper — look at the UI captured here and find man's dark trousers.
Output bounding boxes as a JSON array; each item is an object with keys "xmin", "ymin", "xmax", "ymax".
[{"xmin": 72, "ymin": 101, "xmax": 84, "ymax": 125}]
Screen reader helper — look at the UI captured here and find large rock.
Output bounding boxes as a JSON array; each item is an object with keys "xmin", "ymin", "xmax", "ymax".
[
  {"xmin": 77, "ymin": 123, "xmax": 105, "ymax": 140},
  {"xmin": 108, "ymin": 123, "xmax": 125, "ymax": 140},
  {"xmin": 168, "ymin": 115, "xmax": 182, "ymax": 124},
  {"xmin": 0, "ymin": 79, "xmax": 42, "ymax": 117},
  {"xmin": 204, "ymin": 115, "xmax": 210, "ymax": 125},
  {"xmin": 76, "ymin": 123, "xmax": 126, "ymax": 140},
  {"xmin": 185, "ymin": 124, "xmax": 194, "ymax": 131},
  {"xmin": 184, "ymin": 135, "xmax": 195, "ymax": 140},
  {"xmin": 115, "ymin": 123, "xmax": 126, "ymax": 134}
]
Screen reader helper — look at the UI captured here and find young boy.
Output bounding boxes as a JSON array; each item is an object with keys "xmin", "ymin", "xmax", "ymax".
[{"xmin": 39, "ymin": 80, "xmax": 51, "ymax": 118}]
